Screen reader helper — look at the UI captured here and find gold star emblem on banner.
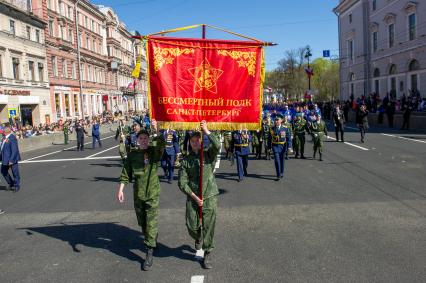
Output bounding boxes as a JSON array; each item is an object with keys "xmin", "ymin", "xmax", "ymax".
[{"xmin": 188, "ymin": 59, "xmax": 224, "ymax": 94}]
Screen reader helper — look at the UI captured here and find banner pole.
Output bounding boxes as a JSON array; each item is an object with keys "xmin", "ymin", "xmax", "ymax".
[{"xmin": 199, "ymin": 24, "xmax": 206, "ymax": 233}]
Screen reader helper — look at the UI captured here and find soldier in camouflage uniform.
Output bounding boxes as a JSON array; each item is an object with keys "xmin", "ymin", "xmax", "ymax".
[
  {"xmin": 292, "ymin": 114, "xmax": 309, "ymax": 159},
  {"xmin": 178, "ymin": 121, "xmax": 220, "ymax": 269},
  {"xmin": 115, "ymin": 118, "xmax": 131, "ymax": 162},
  {"xmin": 63, "ymin": 121, "xmax": 70, "ymax": 145},
  {"xmin": 309, "ymin": 115, "xmax": 328, "ymax": 161},
  {"xmin": 222, "ymin": 131, "xmax": 233, "ymax": 161},
  {"xmin": 117, "ymin": 120, "xmax": 165, "ymax": 271}
]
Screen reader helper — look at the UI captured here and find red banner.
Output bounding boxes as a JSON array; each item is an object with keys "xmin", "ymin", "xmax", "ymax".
[{"xmin": 147, "ymin": 36, "xmax": 265, "ymax": 130}]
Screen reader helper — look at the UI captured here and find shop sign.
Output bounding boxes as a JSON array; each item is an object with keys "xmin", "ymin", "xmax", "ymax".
[
  {"xmin": 8, "ymin": 108, "xmax": 19, "ymax": 118},
  {"xmin": 0, "ymin": 88, "xmax": 31, "ymax": 96}
]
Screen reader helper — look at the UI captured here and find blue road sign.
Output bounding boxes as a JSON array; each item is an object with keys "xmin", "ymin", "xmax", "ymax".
[{"xmin": 323, "ymin": 50, "xmax": 330, "ymax": 57}]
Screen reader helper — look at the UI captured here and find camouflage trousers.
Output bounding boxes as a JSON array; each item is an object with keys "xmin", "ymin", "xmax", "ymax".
[
  {"xmin": 134, "ymin": 196, "xmax": 159, "ymax": 248},
  {"xmin": 312, "ymin": 133, "xmax": 325, "ymax": 154},
  {"xmin": 293, "ymin": 134, "xmax": 305, "ymax": 156},
  {"xmin": 186, "ymin": 196, "xmax": 217, "ymax": 252}
]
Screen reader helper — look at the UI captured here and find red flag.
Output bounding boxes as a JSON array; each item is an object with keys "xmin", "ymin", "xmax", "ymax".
[{"xmin": 147, "ymin": 36, "xmax": 265, "ymax": 130}]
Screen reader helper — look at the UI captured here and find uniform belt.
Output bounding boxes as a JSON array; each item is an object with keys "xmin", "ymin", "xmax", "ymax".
[
  {"xmin": 272, "ymin": 142, "xmax": 285, "ymax": 145},
  {"xmin": 166, "ymin": 145, "xmax": 174, "ymax": 147},
  {"xmin": 234, "ymin": 144, "xmax": 248, "ymax": 147}
]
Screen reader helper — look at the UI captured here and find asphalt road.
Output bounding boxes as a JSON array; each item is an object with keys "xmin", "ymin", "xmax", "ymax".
[{"xmin": 0, "ymin": 125, "xmax": 425, "ymax": 283}]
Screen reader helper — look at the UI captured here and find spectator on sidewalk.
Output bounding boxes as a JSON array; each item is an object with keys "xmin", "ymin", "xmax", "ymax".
[{"xmin": 401, "ymin": 105, "xmax": 412, "ymax": 130}]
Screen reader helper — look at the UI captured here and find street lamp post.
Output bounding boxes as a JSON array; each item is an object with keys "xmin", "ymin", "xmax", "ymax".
[
  {"xmin": 305, "ymin": 46, "xmax": 312, "ymax": 91},
  {"xmin": 74, "ymin": 0, "xmax": 84, "ymax": 119}
]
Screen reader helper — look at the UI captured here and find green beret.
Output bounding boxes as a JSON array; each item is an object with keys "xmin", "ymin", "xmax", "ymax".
[{"xmin": 275, "ymin": 114, "xmax": 284, "ymax": 119}]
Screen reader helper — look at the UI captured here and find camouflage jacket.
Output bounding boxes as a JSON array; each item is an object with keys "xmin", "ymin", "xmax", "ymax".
[
  {"xmin": 178, "ymin": 133, "xmax": 220, "ymax": 200},
  {"xmin": 119, "ymin": 135, "xmax": 165, "ymax": 200},
  {"xmin": 293, "ymin": 119, "xmax": 309, "ymax": 135}
]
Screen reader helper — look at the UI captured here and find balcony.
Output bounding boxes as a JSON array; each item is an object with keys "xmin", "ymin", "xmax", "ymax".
[{"xmin": 56, "ymin": 38, "xmax": 74, "ymax": 51}]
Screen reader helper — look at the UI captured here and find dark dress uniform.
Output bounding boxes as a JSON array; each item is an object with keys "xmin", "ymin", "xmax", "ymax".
[
  {"xmin": 75, "ymin": 123, "xmax": 87, "ymax": 151},
  {"xmin": 232, "ymin": 130, "xmax": 251, "ymax": 181},
  {"xmin": 332, "ymin": 108, "xmax": 345, "ymax": 142},
  {"xmin": 161, "ymin": 129, "xmax": 180, "ymax": 183},
  {"xmin": 270, "ymin": 125, "xmax": 289, "ymax": 180}
]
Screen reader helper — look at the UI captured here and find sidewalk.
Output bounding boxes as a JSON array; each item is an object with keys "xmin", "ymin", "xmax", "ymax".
[{"xmin": 17, "ymin": 123, "xmax": 118, "ymax": 153}]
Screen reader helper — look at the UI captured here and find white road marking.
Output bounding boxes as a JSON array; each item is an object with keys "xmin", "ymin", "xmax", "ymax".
[
  {"xmin": 345, "ymin": 126, "xmax": 359, "ymax": 130},
  {"xmin": 24, "ymin": 135, "xmax": 115, "ymax": 161},
  {"xmin": 195, "ymin": 249, "xmax": 204, "ymax": 259},
  {"xmin": 327, "ymin": 136, "xmax": 369, "ymax": 151},
  {"xmin": 86, "ymin": 145, "xmax": 119, "ymax": 158},
  {"xmin": 343, "ymin": 141, "xmax": 369, "ymax": 151},
  {"xmin": 190, "ymin": 275, "xmax": 204, "ymax": 283},
  {"xmin": 20, "ymin": 156, "xmax": 121, "ymax": 164},
  {"xmin": 214, "ymin": 138, "xmax": 224, "ymax": 171},
  {"xmin": 381, "ymin": 133, "xmax": 426, "ymax": 144}
]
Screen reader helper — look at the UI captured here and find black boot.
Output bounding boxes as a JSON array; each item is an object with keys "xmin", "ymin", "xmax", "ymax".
[
  {"xmin": 319, "ymin": 153, "xmax": 323, "ymax": 161},
  {"xmin": 202, "ymin": 251, "xmax": 212, "ymax": 269},
  {"xmin": 143, "ymin": 248, "xmax": 154, "ymax": 271},
  {"xmin": 313, "ymin": 150, "xmax": 316, "ymax": 159}
]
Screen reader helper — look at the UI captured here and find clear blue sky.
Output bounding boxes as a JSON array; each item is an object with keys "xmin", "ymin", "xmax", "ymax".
[{"xmin": 93, "ymin": 0, "xmax": 339, "ymax": 70}]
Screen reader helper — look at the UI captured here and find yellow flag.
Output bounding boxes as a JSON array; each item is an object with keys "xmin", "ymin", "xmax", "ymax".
[{"xmin": 131, "ymin": 54, "xmax": 141, "ymax": 78}]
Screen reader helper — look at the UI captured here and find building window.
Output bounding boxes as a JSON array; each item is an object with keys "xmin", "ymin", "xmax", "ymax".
[
  {"xmin": 74, "ymin": 94, "xmax": 79, "ymax": 115},
  {"xmin": 38, "ymin": 63, "xmax": 44, "ymax": 82},
  {"xmin": 374, "ymin": 80, "xmax": 379, "ymax": 94},
  {"xmin": 58, "ymin": 0, "xmax": 62, "ymax": 15},
  {"xmin": 47, "ymin": 0, "xmax": 51, "ymax": 9},
  {"xmin": 93, "ymin": 39, "xmax": 96, "ymax": 52},
  {"xmin": 411, "ymin": 74, "xmax": 418, "ymax": 91},
  {"xmin": 388, "ymin": 24, "xmax": 394, "ymax": 48},
  {"xmin": 52, "ymin": 56, "xmax": 57, "ymax": 77},
  {"xmin": 61, "ymin": 58, "xmax": 67, "ymax": 78},
  {"xmin": 12, "ymin": 58, "xmax": 20, "ymax": 79},
  {"xmin": 26, "ymin": 26, "xmax": 31, "ymax": 40},
  {"xmin": 91, "ymin": 20, "xmax": 94, "ymax": 31},
  {"xmin": 80, "ymin": 63, "xmax": 85, "ymax": 80},
  {"xmin": 88, "ymin": 65, "xmax": 92, "ymax": 81},
  {"xmin": 86, "ymin": 36, "xmax": 89, "ymax": 49},
  {"xmin": 68, "ymin": 29, "xmax": 73, "ymax": 43},
  {"xmin": 55, "ymin": 93, "xmax": 61, "ymax": 118},
  {"xmin": 72, "ymin": 61, "xmax": 76, "ymax": 79},
  {"xmin": 10, "ymin": 20, "xmax": 15, "ymax": 35},
  {"xmin": 348, "ymin": 40, "xmax": 354, "ymax": 61},
  {"xmin": 409, "ymin": 13, "xmax": 416, "ymax": 41},
  {"xmin": 85, "ymin": 16, "xmax": 88, "ymax": 28},
  {"xmin": 372, "ymin": 31, "xmax": 378, "ymax": 53},
  {"xmin": 65, "ymin": 94, "xmax": 70, "ymax": 116},
  {"xmin": 28, "ymin": 61, "xmax": 35, "ymax": 81},
  {"xmin": 372, "ymin": 0, "xmax": 376, "ymax": 11},
  {"xmin": 49, "ymin": 20, "xmax": 54, "ymax": 36},
  {"xmin": 59, "ymin": 25, "xmax": 64, "ymax": 39},
  {"xmin": 349, "ymin": 14, "xmax": 352, "ymax": 23},
  {"xmin": 35, "ymin": 29, "xmax": 40, "ymax": 43},
  {"xmin": 68, "ymin": 5, "xmax": 72, "ymax": 18}
]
